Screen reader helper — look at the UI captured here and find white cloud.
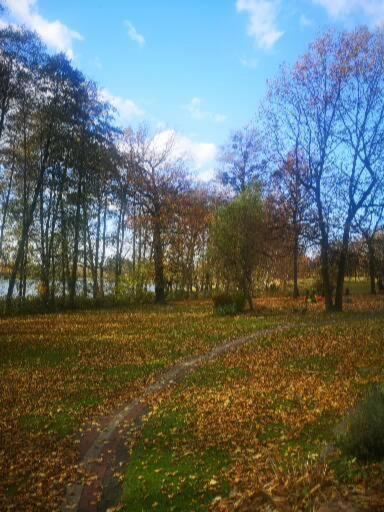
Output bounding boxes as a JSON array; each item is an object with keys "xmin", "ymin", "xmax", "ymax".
[
  {"xmin": 124, "ymin": 20, "xmax": 145, "ymax": 46},
  {"xmin": 236, "ymin": 0, "xmax": 283, "ymax": 49},
  {"xmin": 153, "ymin": 129, "xmax": 217, "ymax": 171},
  {"xmin": 313, "ymin": 0, "xmax": 384, "ymax": 25},
  {"xmin": 196, "ymin": 167, "xmax": 216, "ymax": 183},
  {"xmin": 2, "ymin": 0, "xmax": 82, "ymax": 59},
  {"xmin": 100, "ymin": 88, "xmax": 144, "ymax": 124},
  {"xmin": 183, "ymin": 97, "xmax": 227, "ymax": 124}
]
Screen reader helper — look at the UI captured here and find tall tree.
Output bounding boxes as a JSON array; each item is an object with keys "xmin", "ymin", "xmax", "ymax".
[
  {"xmin": 268, "ymin": 27, "xmax": 384, "ymax": 311},
  {"xmin": 217, "ymin": 124, "xmax": 266, "ymax": 194},
  {"xmin": 123, "ymin": 127, "xmax": 188, "ymax": 303},
  {"xmin": 210, "ymin": 186, "xmax": 264, "ymax": 309}
]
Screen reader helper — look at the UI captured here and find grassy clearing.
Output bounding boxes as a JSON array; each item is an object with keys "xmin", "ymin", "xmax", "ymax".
[
  {"xmin": 0, "ymin": 300, "xmax": 281, "ymax": 511},
  {"xmin": 184, "ymin": 363, "xmax": 249, "ymax": 388},
  {"xmin": 133, "ymin": 297, "xmax": 384, "ymax": 511},
  {"xmin": 1, "ymin": 293, "xmax": 384, "ymax": 511}
]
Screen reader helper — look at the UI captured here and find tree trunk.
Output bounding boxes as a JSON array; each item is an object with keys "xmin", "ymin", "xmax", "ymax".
[
  {"xmin": 293, "ymin": 224, "xmax": 299, "ymax": 298},
  {"xmin": 69, "ymin": 173, "xmax": 82, "ymax": 307},
  {"xmin": 100, "ymin": 198, "xmax": 107, "ymax": 297},
  {"xmin": 334, "ymin": 220, "xmax": 352, "ymax": 312},
  {"xmin": 59, "ymin": 179, "xmax": 69, "ymax": 301},
  {"xmin": 153, "ymin": 215, "xmax": 165, "ymax": 303},
  {"xmin": 5, "ymin": 169, "xmax": 44, "ymax": 312},
  {"xmin": 316, "ymin": 184, "xmax": 333, "ymax": 312},
  {"xmin": 82, "ymin": 207, "xmax": 88, "ymax": 297},
  {"xmin": 367, "ymin": 237, "xmax": 376, "ymax": 295},
  {"xmin": 0, "ymin": 163, "xmax": 14, "ymax": 261}
]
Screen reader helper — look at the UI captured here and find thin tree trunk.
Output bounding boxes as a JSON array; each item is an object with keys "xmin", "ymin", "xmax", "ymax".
[
  {"xmin": 335, "ymin": 220, "xmax": 352, "ymax": 312},
  {"xmin": 367, "ymin": 237, "xmax": 376, "ymax": 295},
  {"xmin": 69, "ymin": 171, "xmax": 82, "ymax": 307},
  {"xmin": 100, "ymin": 198, "xmax": 107, "ymax": 297},
  {"xmin": 5, "ymin": 168, "xmax": 45, "ymax": 312},
  {"xmin": 293, "ymin": 218, "xmax": 299, "ymax": 298},
  {"xmin": 153, "ymin": 214, "xmax": 165, "ymax": 303},
  {"xmin": 82, "ymin": 212, "xmax": 87, "ymax": 297},
  {"xmin": 316, "ymin": 186, "xmax": 333, "ymax": 312},
  {"xmin": 0, "ymin": 162, "xmax": 14, "ymax": 261}
]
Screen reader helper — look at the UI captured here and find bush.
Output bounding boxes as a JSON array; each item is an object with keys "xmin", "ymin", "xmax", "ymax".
[
  {"xmin": 212, "ymin": 292, "xmax": 246, "ymax": 316},
  {"xmin": 166, "ymin": 289, "xmax": 192, "ymax": 301},
  {"xmin": 0, "ymin": 291, "xmax": 156, "ymax": 317},
  {"xmin": 265, "ymin": 282, "xmax": 279, "ymax": 295},
  {"xmin": 337, "ymin": 385, "xmax": 384, "ymax": 462}
]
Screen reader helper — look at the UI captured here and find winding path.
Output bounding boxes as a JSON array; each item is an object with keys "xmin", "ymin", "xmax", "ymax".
[{"xmin": 61, "ymin": 323, "xmax": 295, "ymax": 512}]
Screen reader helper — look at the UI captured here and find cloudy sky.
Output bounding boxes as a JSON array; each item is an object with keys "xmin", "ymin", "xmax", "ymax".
[{"xmin": 2, "ymin": 0, "xmax": 384, "ymax": 180}]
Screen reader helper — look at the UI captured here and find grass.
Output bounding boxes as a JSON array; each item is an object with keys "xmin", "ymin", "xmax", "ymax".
[
  {"xmin": 2, "ymin": 292, "xmax": 384, "ymax": 511},
  {"xmin": 20, "ymin": 412, "xmax": 74, "ymax": 438},
  {"xmin": 337, "ymin": 385, "xmax": 384, "ymax": 462},
  {"xmin": 184, "ymin": 362, "xmax": 249, "ymax": 388},
  {"xmin": 286, "ymin": 354, "xmax": 340, "ymax": 373},
  {"xmin": 0, "ymin": 300, "xmax": 278, "ymax": 512},
  {"xmin": 123, "ymin": 408, "xmax": 230, "ymax": 511},
  {"xmin": 121, "ymin": 297, "xmax": 384, "ymax": 511},
  {"xmin": 103, "ymin": 362, "xmax": 166, "ymax": 389}
]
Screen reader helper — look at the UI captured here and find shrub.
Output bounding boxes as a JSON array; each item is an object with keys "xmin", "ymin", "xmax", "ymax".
[
  {"xmin": 212, "ymin": 292, "xmax": 246, "ymax": 316},
  {"xmin": 166, "ymin": 289, "xmax": 191, "ymax": 301},
  {"xmin": 337, "ymin": 385, "xmax": 384, "ymax": 462},
  {"xmin": 266, "ymin": 282, "xmax": 279, "ymax": 294}
]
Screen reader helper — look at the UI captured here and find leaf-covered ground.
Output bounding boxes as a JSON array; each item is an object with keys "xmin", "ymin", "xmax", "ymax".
[
  {"xmin": 125, "ymin": 296, "xmax": 384, "ymax": 512},
  {"xmin": 0, "ymin": 301, "xmax": 279, "ymax": 511},
  {"xmin": 1, "ymin": 294, "xmax": 384, "ymax": 511}
]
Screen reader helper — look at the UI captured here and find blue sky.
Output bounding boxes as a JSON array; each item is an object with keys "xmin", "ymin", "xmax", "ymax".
[{"xmin": 2, "ymin": 0, "xmax": 384, "ymax": 180}]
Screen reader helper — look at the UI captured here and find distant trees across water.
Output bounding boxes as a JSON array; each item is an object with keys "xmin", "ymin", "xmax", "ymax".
[{"xmin": 0, "ymin": 25, "xmax": 384, "ymax": 313}]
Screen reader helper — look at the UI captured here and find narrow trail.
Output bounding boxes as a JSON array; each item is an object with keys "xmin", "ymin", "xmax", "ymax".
[{"xmin": 61, "ymin": 322, "xmax": 297, "ymax": 512}]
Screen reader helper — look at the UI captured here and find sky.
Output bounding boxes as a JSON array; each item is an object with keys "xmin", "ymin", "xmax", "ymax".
[{"xmin": 2, "ymin": 0, "xmax": 384, "ymax": 181}]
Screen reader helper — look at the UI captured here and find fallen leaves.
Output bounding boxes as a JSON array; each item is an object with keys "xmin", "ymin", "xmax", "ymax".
[
  {"xmin": 2, "ymin": 296, "xmax": 384, "ymax": 511},
  {"xmin": 143, "ymin": 296, "xmax": 384, "ymax": 511},
  {"xmin": 0, "ymin": 301, "xmax": 274, "ymax": 511}
]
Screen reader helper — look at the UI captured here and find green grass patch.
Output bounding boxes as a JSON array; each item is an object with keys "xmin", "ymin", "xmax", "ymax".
[
  {"xmin": 185, "ymin": 363, "xmax": 248, "ymax": 388},
  {"xmin": 1, "ymin": 344, "xmax": 78, "ymax": 368},
  {"xmin": 103, "ymin": 361, "xmax": 165, "ymax": 389},
  {"xmin": 277, "ymin": 410, "xmax": 339, "ymax": 460},
  {"xmin": 299, "ymin": 410, "xmax": 339, "ymax": 443},
  {"xmin": 122, "ymin": 408, "xmax": 230, "ymax": 512},
  {"xmin": 273, "ymin": 396, "xmax": 301, "ymax": 413},
  {"xmin": 4, "ymin": 482, "xmax": 19, "ymax": 498},
  {"xmin": 62, "ymin": 391, "xmax": 101, "ymax": 411},
  {"xmin": 20, "ymin": 411, "xmax": 74, "ymax": 438},
  {"xmin": 286, "ymin": 354, "xmax": 339, "ymax": 373},
  {"xmin": 329, "ymin": 455, "xmax": 364, "ymax": 484},
  {"xmin": 259, "ymin": 421, "xmax": 289, "ymax": 442}
]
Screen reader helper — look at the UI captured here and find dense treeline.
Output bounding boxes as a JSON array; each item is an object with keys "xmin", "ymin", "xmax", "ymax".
[
  {"xmin": 1, "ymin": 25, "xmax": 384, "ymax": 313},
  {"xmin": 0, "ymin": 27, "xmax": 217, "ymax": 312}
]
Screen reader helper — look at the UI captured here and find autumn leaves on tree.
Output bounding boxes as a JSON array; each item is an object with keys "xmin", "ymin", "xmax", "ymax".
[{"xmin": 1, "ymin": 26, "xmax": 384, "ymax": 312}]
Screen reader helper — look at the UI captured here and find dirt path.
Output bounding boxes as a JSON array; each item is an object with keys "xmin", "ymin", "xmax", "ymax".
[{"xmin": 61, "ymin": 323, "xmax": 295, "ymax": 512}]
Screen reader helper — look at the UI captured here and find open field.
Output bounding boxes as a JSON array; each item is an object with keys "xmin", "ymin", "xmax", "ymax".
[{"xmin": 1, "ymin": 294, "xmax": 384, "ymax": 511}]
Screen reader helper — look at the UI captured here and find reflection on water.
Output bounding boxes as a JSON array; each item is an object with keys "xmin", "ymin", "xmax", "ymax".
[
  {"xmin": 0, "ymin": 279, "xmax": 154, "ymax": 298},
  {"xmin": 0, "ymin": 279, "xmax": 115, "ymax": 298},
  {"xmin": 0, "ymin": 279, "xmax": 37, "ymax": 297}
]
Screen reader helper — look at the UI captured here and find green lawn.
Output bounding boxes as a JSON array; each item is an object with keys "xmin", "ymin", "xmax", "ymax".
[
  {"xmin": 1, "ymin": 294, "xmax": 384, "ymax": 511},
  {"xmin": 122, "ymin": 298, "xmax": 384, "ymax": 511}
]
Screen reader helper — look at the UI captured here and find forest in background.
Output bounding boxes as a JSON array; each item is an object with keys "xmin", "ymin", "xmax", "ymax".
[{"xmin": 1, "ymin": 25, "xmax": 384, "ymax": 314}]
